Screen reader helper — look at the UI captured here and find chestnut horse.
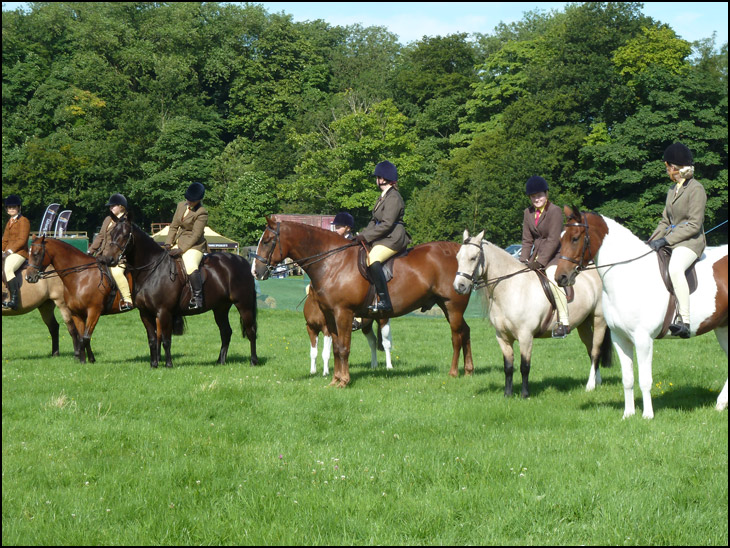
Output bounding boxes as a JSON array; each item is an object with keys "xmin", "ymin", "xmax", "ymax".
[
  {"xmin": 100, "ymin": 215, "xmax": 258, "ymax": 368},
  {"xmin": 3, "ymin": 262, "xmax": 79, "ymax": 357},
  {"xmin": 252, "ymin": 217, "xmax": 473, "ymax": 387},
  {"xmin": 25, "ymin": 236, "xmax": 130, "ymax": 363},
  {"xmin": 304, "ymin": 288, "xmax": 392, "ymax": 376},
  {"xmin": 556, "ymin": 206, "xmax": 728, "ymax": 418}
]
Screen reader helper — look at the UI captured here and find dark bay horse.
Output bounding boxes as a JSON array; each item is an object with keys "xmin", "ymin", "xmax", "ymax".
[
  {"xmin": 100, "ymin": 215, "xmax": 258, "ymax": 368},
  {"xmin": 25, "ymin": 236, "xmax": 130, "ymax": 363},
  {"xmin": 3, "ymin": 261, "xmax": 79, "ymax": 357},
  {"xmin": 252, "ymin": 217, "xmax": 473, "ymax": 387}
]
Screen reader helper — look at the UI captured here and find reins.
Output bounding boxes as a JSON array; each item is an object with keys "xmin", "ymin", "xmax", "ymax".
[{"xmin": 457, "ymin": 240, "xmax": 532, "ymax": 291}]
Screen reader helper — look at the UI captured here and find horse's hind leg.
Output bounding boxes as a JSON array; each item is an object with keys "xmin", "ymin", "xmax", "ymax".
[
  {"xmin": 140, "ymin": 312, "xmax": 160, "ymax": 368},
  {"xmin": 214, "ymin": 307, "xmax": 233, "ymax": 365},
  {"xmin": 38, "ymin": 301, "xmax": 60, "ymax": 357},
  {"xmin": 495, "ymin": 335, "xmax": 516, "ymax": 397},
  {"xmin": 236, "ymin": 305, "xmax": 258, "ymax": 366},
  {"xmin": 714, "ymin": 326, "xmax": 728, "ymax": 411},
  {"xmin": 577, "ymin": 320, "xmax": 602, "ymax": 391}
]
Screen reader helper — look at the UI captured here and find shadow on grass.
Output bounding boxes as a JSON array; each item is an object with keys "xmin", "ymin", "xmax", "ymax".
[{"xmin": 579, "ymin": 384, "xmax": 721, "ymax": 413}]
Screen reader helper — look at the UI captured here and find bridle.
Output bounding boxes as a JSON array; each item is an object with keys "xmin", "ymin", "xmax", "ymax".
[
  {"xmin": 252, "ymin": 222, "xmax": 358, "ymax": 277},
  {"xmin": 455, "ymin": 239, "xmax": 485, "ymax": 287},
  {"xmin": 106, "ymin": 218, "xmax": 134, "ymax": 267},
  {"xmin": 560, "ymin": 213, "xmax": 592, "ymax": 271}
]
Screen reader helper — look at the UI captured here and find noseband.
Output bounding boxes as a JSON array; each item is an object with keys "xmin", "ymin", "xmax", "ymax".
[
  {"xmin": 455, "ymin": 240, "xmax": 485, "ymax": 285},
  {"xmin": 560, "ymin": 214, "xmax": 591, "ymax": 271},
  {"xmin": 252, "ymin": 223, "xmax": 282, "ymax": 273},
  {"xmin": 107, "ymin": 221, "xmax": 133, "ymax": 266}
]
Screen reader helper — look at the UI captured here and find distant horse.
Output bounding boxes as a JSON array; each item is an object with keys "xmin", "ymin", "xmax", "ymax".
[
  {"xmin": 304, "ymin": 288, "xmax": 392, "ymax": 376},
  {"xmin": 3, "ymin": 262, "xmax": 79, "ymax": 357},
  {"xmin": 556, "ymin": 206, "xmax": 728, "ymax": 418},
  {"xmin": 453, "ymin": 230, "xmax": 611, "ymax": 399},
  {"xmin": 100, "ymin": 215, "xmax": 258, "ymax": 368},
  {"xmin": 252, "ymin": 217, "xmax": 473, "ymax": 387},
  {"xmin": 25, "ymin": 236, "xmax": 129, "ymax": 363}
]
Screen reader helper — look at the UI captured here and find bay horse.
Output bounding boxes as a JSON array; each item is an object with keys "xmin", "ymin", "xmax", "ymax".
[
  {"xmin": 556, "ymin": 206, "xmax": 728, "ymax": 419},
  {"xmin": 25, "ymin": 236, "xmax": 130, "ymax": 363},
  {"xmin": 304, "ymin": 288, "xmax": 392, "ymax": 376},
  {"xmin": 3, "ymin": 262, "xmax": 79, "ymax": 357},
  {"xmin": 252, "ymin": 217, "xmax": 473, "ymax": 387},
  {"xmin": 453, "ymin": 230, "xmax": 611, "ymax": 399},
  {"xmin": 100, "ymin": 215, "xmax": 258, "ymax": 368}
]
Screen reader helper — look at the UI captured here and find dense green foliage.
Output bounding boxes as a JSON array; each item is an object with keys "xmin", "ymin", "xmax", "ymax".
[{"xmin": 2, "ymin": 2, "xmax": 727, "ymax": 245}]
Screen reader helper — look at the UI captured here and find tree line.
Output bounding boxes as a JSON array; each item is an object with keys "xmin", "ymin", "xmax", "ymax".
[{"xmin": 2, "ymin": 2, "xmax": 727, "ymax": 246}]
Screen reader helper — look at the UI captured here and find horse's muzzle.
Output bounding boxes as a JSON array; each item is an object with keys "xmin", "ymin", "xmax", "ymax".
[
  {"xmin": 25, "ymin": 269, "xmax": 40, "ymax": 284},
  {"xmin": 453, "ymin": 275, "xmax": 472, "ymax": 295},
  {"xmin": 556, "ymin": 270, "xmax": 577, "ymax": 287}
]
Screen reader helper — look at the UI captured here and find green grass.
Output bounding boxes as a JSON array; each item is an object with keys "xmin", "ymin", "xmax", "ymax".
[{"xmin": 2, "ymin": 299, "xmax": 727, "ymax": 545}]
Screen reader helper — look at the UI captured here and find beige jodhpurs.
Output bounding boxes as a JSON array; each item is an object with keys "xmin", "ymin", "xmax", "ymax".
[
  {"xmin": 545, "ymin": 264, "xmax": 569, "ymax": 325},
  {"xmin": 668, "ymin": 246, "xmax": 698, "ymax": 322},
  {"xmin": 3, "ymin": 253, "xmax": 25, "ymax": 282}
]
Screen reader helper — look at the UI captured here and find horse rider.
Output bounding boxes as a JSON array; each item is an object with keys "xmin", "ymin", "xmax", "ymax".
[
  {"xmin": 2, "ymin": 194, "xmax": 31, "ymax": 310},
  {"xmin": 648, "ymin": 142, "xmax": 707, "ymax": 339},
  {"xmin": 354, "ymin": 161, "xmax": 411, "ymax": 313},
  {"xmin": 88, "ymin": 193, "xmax": 134, "ymax": 311},
  {"xmin": 519, "ymin": 175, "xmax": 570, "ymax": 338},
  {"xmin": 164, "ymin": 182, "xmax": 208, "ymax": 310}
]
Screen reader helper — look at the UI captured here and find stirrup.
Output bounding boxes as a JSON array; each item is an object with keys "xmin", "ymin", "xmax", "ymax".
[
  {"xmin": 368, "ymin": 301, "xmax": 392, "ymax": 313},
  {"xmin": 552, "ymin": 322, "xmax": 569, "ymax": 339},
  {"xmin": 669, "ymin": 321, "xmax": 690, "ymax": 339},
  {"xmin": 351, "ymin": 319, "xmax": 362, "ymax": 331},
  {"xmin": 120, "ymin": 300, "xmax": 133, "ymax": 311}
]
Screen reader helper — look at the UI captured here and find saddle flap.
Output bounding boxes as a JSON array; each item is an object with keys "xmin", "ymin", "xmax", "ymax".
[{"xmin": 656, "ymin": 247, "xmax": 699, "ymax": 295}]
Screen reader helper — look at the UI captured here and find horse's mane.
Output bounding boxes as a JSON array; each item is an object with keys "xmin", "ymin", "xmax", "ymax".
[
  {"xmin": 279, "ymin": 220, "xmax": 351, "ymax": 245},
  {"xmin": 41, "ymin": 237, "xmax": 90, "ymax": 258}
]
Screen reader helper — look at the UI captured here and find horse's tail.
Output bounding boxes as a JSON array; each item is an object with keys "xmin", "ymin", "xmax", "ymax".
[
  {"xmin": 240, "ymin": 280, "xmax": 258, "ymax": 337},
  {"xmin": 173, "ymin": 314, "xmax": 186, "ymax": 336},
  {"xmin": 599, "ymin": 327, "xmax": 613, "ymax": 368}
]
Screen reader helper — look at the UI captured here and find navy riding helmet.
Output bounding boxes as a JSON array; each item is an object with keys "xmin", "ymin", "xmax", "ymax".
[
  {"xmin": 185, "ymin": 182, "xmax": 205, "ymax": 202},
  {"xmin": 373, "ymin": 161, "xmax": 398, "ymax": 182},
  {"xmin": 331, "ymin": 212, "xmax": 355, "ymax": 228},
  {"xmin": 525, "ymin": 175, "xmax": 549, "ymax": 195}
]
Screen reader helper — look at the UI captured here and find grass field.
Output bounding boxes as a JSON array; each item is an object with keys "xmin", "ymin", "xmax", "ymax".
[{"xmin": 2, "ymin": 287, "xmax": 728, "ymax": 545}]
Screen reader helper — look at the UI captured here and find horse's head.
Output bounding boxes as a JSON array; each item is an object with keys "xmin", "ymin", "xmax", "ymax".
[
  {"xmin": 26, "ymin": 236, "xmax": 50, "ymax": 283},
  {"xmin": 453, "ymin": 229, "xmax": 485, "ymax": 295},
  {"xmin": 556, "ymin": 206, "xmax": 605, "ymax": 287},
  {"xmin": 251, "ymin": 216, "xmax": 285, "ymax": 280},
  {"xmin": 99, "ymin": 215, "xmax": 133, "ymax": 267}
]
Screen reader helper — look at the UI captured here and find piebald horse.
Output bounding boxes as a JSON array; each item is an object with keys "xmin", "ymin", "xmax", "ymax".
[
  {"xmin": 3, "ymin": 262, "xmax": 79, "ymax": 357},
  {"xmin": 556, "ymin": 206, "xmax": 728, "ymax": 418},
  {"xmin": 453, "ymin": 230, "xmax": 612, "ymax": 398},
  {"xmin": 252, "ymin": 217, "xmax": 473, "ymax": 387}
]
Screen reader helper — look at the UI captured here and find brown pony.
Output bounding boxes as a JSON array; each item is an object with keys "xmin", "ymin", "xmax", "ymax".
[
  {"xmin": 25, "ymin": 236, "xmax": 130, "ymax": 363},
  {"xmin": 252, "ymin": 217, "xmax": 473, "ymax": 387},
  {"xmin": 3, "ymin": 262, "xmax": 79, "ymax": 357}
]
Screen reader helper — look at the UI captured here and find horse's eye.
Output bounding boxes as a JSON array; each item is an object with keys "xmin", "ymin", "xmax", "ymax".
[{"xmin": 571, "ymin": 236, "xmax": 580, "ymax": 244}]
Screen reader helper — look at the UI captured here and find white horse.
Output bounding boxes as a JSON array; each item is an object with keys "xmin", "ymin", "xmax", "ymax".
[
  {"xmin": 453, "ymin": 230, "xmax": 611, "ymax": 398},
  {"xmin": 304, "ymin": 288, "xmax": 392, "ymax": 376},
  {"xmin": 556, "ymin": 206, "xmax": 728, "ymax": 419}
]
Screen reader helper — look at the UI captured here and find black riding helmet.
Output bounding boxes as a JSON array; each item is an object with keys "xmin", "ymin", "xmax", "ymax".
[
  {"xmin": 106, "ymin": 193, "xmax": 128, "ymax": 208},
  {"xmin": 525, "ymin": 176, "xmax": 549, "ymax": 195},
  {"xmin": 185, "ymin": 182, "xmax": 205, "ymax": 202},
  {"xmin": 4, "ymin": 194, "xmax": 22, "ymax": 208}
]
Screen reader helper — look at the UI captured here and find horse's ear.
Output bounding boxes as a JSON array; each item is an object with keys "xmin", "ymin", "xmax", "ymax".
[
  {"xmin": 563, "ymin": 205, "xmax": 580, "ymax": 220},
  {"xmin": 463, "ymin": 229, "xmax": 470, "ymax": 242},
  {"xmin": 475, "ymin": 230, "xmax": 485, "ymax": 242}
]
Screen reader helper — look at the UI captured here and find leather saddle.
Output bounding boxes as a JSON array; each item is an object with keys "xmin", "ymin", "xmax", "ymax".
[
  {"xmin": 656, "ymin": 247, "xmax": 699, "ymax": 338},
  {"xmin": 171, "ymin": 254, "xmax": 210, "ymax": 308}
]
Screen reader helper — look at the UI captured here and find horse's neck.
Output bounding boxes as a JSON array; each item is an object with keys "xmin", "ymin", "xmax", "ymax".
[
  {"xmin": 48, "ymin": 241, "xmax": 86, "ymax": 269},
  {"xmin": 594, "ymin": 217, "xmax": 650, "ymax": 269},
  {"xmin": 482, "ymin": 242, "xmax": 523, "ymax": 280},
  {"xmin": 131, "ymin": 226, "xmax": 165, "ymax": 265}
]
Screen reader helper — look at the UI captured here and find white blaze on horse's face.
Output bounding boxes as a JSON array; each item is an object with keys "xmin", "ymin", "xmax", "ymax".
[{"xmin": 251, "ymin": 232, "xmax": 265, "ymax": 279}]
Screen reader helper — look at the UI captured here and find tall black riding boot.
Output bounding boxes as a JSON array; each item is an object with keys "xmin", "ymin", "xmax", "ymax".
[
  {"xmin": 368, "ymin": 261, "xmax": 392, "ymax": 313},
  {"xmin": 2, "ymin": 277, "xmax": 20, "ymax": 310},
  {"xmin": 188, "ymin": 270, "xmax": 204, "ymax": 310}
]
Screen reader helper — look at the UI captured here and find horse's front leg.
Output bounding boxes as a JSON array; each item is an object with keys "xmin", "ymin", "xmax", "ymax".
[
  {"xmin": 331, "ymin": 309, "xmax": 354, "ymax": 387},
  {"xmin": 634, "ymin": 334, "xmax": 655, "ymax": 419},
  {"xmin": 70, "ymin": 315, "xmax": 87, "ymax": 363},
  {"xmin": 38, "ymin": 301, "xmax": 61, "ymax": 357},
  {"xmin": 81, "ymin": 308, "xmax": 103, "ymax": 363},
  {"xmin": 139, "ymin": 312, "xmax": 160, "ymax": 368},
  {"xmin": 611, "ymin": 330, "xmax": 637, "ymax": 419},
  {"xmin": 381, "ymin": 321, "xmax": 393, "ymax": 370},
  {"xmin": 495, "ymin": 334, "xmax": 515, "ymax": 397},
  {"xmin": 517, "ymin": 334, "xmax": 533, "ymax": 399}
]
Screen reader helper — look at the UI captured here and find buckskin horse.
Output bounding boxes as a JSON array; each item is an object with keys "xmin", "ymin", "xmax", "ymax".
[
  {"xmin": 252, "ymin": 216, "xmax": 473, "ymax": 387},
  {"xmin": 452, "ymin": 229, "xmax": 611, "ymax": 399},
  {"xmin": 25, "ymin": 236, "xmax": 131, "ymax": 363},
  {"xmin": 3, "ymin": 260, "xmax": 79, "ymax": 357},
  {"xmin": 100, "ymin": 215, "xmax": 258, "ymax": 368},
  {"xmin": 556, "ymin": 206, "xmax": 728, "ymax": 418}
]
